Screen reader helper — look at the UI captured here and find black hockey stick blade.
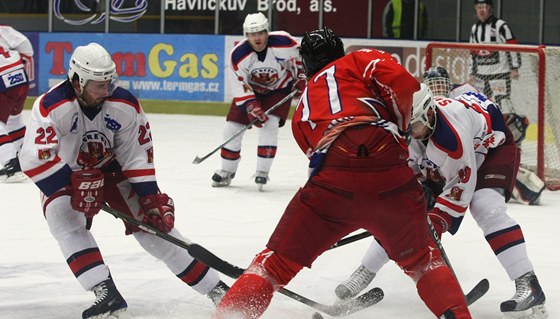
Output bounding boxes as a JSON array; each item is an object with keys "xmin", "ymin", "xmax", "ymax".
[
  {"xmin": 325, "ymin": 287, "xmax": 384, "ymax": 317},
  {"xmin": 308, "ymin": 287, "xmax": 384, "ymax": 318},
  {"xmin": 466, "ymin": 278, "xmax": 490, "ymax": 306}
]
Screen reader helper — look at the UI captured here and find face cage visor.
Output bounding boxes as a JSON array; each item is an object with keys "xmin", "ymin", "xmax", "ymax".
[{"xmin": 424, "ymin": 77, "xmax": 451, "ymax": 98}]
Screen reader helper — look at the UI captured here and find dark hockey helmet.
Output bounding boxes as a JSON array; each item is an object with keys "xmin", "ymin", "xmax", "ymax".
[
  {"xmin": 300, "ymin": 27, "xmax": 345, "ymax": 77},
  {"xmin": 474, "ymin": 0, "xmax": 493, "ymax": 6},
  {"xmin": 423, "ymin": 66, "xmax": 452, "ymax": 98}
]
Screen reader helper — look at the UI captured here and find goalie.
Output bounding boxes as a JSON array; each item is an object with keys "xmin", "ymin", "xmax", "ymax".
[{"xmin": 424, "ymin": 66, "xmax": 545, "ymax": 205}]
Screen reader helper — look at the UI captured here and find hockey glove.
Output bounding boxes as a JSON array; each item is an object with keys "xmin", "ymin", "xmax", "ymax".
[
  {"xmin": 139, "ymin": 193, "xmax": 175, "ymax": 233},
  {"xmin": 246, "ymin": 100, "xmax": 268, "ymax": 128},
  {"xmin": 428, "ymin": 207, "xmax": 452, "ymax": 237},
  {"xmin": 293, "ymin": 77, "xmax": 307, "ymax": 95},
  {"xmin": 70, "ymin": 168, "xmax": 105, "ymax": 218}
]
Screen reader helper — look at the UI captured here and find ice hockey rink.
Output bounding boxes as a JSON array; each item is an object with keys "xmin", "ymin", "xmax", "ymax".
[{"xmin": 1, "ymin": 112, "xmax": 558, "ymax": 318}]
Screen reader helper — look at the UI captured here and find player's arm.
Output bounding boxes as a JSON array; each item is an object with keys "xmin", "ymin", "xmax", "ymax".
[
  {"xmin": 114, "ymin": 103, "xmax": 175, "ymax": 233},
  {"xmin": 19, "ymin": 101, "xmax": 72, "ymax": 197},
  {"xmin": 433, "ymin": 141, "xmax": 478, "ymax": 234}
]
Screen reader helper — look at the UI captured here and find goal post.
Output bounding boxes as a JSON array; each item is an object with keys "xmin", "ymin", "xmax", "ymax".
[{"xmin": 425, "ymin": 42, "xmax": 560, "ymax": 190}]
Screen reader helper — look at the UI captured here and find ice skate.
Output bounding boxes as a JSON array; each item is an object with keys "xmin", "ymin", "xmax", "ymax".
[
  {"xmin": 82, "ymin": 278, "xmax": 128, "ymax": 319},
  {"xmin": 0, "ymin": 157, "xmax": 27, "ymax": 183},
  {"xmin": 335, "ymin": 265, "xmax": 376, "ymax": 300},
  {"xmin": 501, "ymin": 271, "xmax": 547, "ymax": 319},
  {"xmin": 254, "ymin": 171, "xmax": 269, "ymax": 191},
  {"xmin": 207, "ymin": 281, "xmax": 229, "ymax": 306},
  {"xmin": 212, "ymin": 170, "xmax": 235, "ymax": 187}
]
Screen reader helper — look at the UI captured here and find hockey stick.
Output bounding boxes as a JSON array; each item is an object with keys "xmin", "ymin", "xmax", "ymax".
[
  {"xmin": 101, "ymin": 204, "xmax": 382, "ymax": 316},
  {"xmin": 192, "ymin": 89, "xmax": 299, "ymax": 164},
  {"xmin": 328, "ymin": 231, "xmax": 372, "ymax": 250},
  {"xmin": 426, "ymin": 217, "xmax": 489, "ymax": 306}
]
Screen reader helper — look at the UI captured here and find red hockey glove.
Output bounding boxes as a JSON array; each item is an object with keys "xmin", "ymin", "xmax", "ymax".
[
  {"xmin": 246, "ymin": 100, "xmax": 268, "ymax": 128},
  {"xmin": 294, "ymin": 77, "xmax": 307, "ymax": 95},
  {"xmin": 70, "ymin": 168, "xmax": 104, "ymax": 218},
  {"xmin": 428, "ymin": 207, "xmax": 452, "ymax": 237},
  {"xmin": 139, "ymin": 193, "xmax": 175, "ymax": 233}
]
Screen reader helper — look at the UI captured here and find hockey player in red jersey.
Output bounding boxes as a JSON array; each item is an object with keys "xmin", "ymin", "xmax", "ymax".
[
  {"xmin": 211, "ymin": 12, "xmax": 305, "ymax": 190},
  {"xmin": 19, "ymin": 43, "xmax": 228, "ymax": 318},
  {"xmin": 0, "ymin": 25, "xmax": 34, "ymax": 183},
  {"xmin": 213, "ymin": 27, "xmax": 471, "ymax": 319}
]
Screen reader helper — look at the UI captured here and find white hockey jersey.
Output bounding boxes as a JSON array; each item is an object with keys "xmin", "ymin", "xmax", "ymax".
[
  {"xmin": 0, "ymin": 25, "xmax": 34, "ymax": 92},
  {"xmin": 20, "ymin": 81, "xmax": 159, "ymax": 197},
  {"xmin": 408, "ymin": 91, "xmax": 508, "ymax": 233},
  {"xmin": 229, "ymin": 31, "xmax": 302, "ymax": 107}
]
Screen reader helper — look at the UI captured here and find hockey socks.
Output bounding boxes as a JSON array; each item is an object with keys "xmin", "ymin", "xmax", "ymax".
[{"xmin": 213, "ymin": 273, "xmax": 274, "ymax": 319}]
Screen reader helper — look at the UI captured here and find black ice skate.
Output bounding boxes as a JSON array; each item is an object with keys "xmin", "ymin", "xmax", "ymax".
[
  {"xmin": 335, "ymin": 265, "xmax": 376, "ymax": 300},
  {"xmin": 0, "ymin": 157, "xmax": 27, "ymax": 183},
  {"xmin": 207, "ymin": 281, "xmax": 229, "ymax": 306},
  {"xmin": 82, "ymin": 278, "xmax": 128, "ymax": 319},
  {"xmin": 254, "ymin": 171, "xmax": 269, "ymax": 191},
  {"xmin": 501, "ymin": 271, "xmax": 548, "ymax": 319},
  {"xmin": 212, "ymin": 170, "xmax": 235, "ymax": 187}
]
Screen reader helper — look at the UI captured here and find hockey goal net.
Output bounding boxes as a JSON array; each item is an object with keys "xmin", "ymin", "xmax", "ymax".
[{"xmin": 426, "ymin": 42, "xmax": 560, "ymax": 191}]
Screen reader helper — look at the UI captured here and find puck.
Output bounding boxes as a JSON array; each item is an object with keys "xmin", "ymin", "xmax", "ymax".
[{"xmin": 312, "ymin": 312, "xmax": 324, "ymax": 319}]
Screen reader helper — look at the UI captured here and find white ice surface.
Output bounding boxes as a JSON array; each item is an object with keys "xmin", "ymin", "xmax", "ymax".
[{"xmin": 0, "ymin": 112, "xmax": 557, "ymax": 318}]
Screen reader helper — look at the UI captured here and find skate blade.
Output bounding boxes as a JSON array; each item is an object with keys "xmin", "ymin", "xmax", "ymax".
[
  {"xmin": 503, "ymin": 304, "xmax": 548, "ymax": 319},
  {"xmin": 108, "ymin": 308, "xmax": 131, "ymax": 319}
]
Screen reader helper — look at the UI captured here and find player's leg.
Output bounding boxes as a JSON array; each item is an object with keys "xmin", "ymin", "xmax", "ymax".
[
  {"xmin": 43, "ymin": 192, "xmax": 127, "ymax": 318},
  {"xmin": 0, "ymin": 85, "xmax": 28, "ymax": 182},
  {"xmin": 474, "ymin": 139, "xmax": 547, "ymax": 318},
  {"xmin": 104, "ymin": 175, "xmax": 228, "ymax": 305},
  {"xmin": 335, "ymin": 240, "xmax": 387, "ymax": 299},
  {"xmin": 214, "ymin": 181, "xmax": 356, "ymax": 319},
  {"xmin": 212, "ymin": 102, "xmax": 249, "ymax": 187},
  {"xmin": 251, "ymin": 91, "xmax": 291, "ymax": 188},
  {"xmin": 254, "ymin": 115, "xmax": 280, "ymax": 188},
  {"xmin": 470, "ymin": 188, "xmax": 547, "ymax": 318}
]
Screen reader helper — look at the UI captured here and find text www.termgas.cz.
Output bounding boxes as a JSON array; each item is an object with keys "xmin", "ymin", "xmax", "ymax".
[{"xmin": 131, "ymin": 80, "xmax": 220, "ymax": 93}]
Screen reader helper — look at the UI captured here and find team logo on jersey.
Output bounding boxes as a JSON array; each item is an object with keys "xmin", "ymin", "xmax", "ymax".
[
  {"xmin": 251, "ymin": 68, "xmax": 279, "ymax": 86},
  {"xmin": 79, "ymin": 130, "xmax": 114, "ymax": 167},
  {"xmin": 446, "ymin": 186, "xmax": 464, "ymax": 201},
  {"xmin": 146, "ymin": 147, "xmax": 154, "ymax": 164},
  {"xmin": 104, "ymin": 114, "xmax": 122, "ymax": 131},
  {"xmin": 70, "ymin": 113, "xmax": 79, "ymax": 134},
  {"xmin": 37, "ymin": 148, "xmax": 54, "ymax": 161}
]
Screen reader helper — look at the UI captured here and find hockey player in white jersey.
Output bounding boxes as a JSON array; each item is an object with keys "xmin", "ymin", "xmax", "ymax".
[
  {"xmin": 424, "ymin": 66, "xmax": 545, "ymax": 205},
  {"xmin": 19, "ymin": 43, "xmax": 228, "ymax": 319},
  {"xmin": 0, "ymin": 25, "xmax": 34, "ymax": 182},
  {"xmin": 336, "ymin": 84, "xmax": 547, "ymax": 319},
  {"xmin": 211, "ymin": 12, "xmax": 305, "ymax": 190}
]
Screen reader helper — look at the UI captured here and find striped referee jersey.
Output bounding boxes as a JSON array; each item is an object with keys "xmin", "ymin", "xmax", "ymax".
[{"xmin": 469, "ymin": 15, "xmax": 521, "ymax": 76}]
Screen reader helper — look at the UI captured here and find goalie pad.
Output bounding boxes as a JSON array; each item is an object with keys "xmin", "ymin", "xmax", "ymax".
[{"xmin": 511, "ymin": 167, "xmax": 546, "ymax": 205}]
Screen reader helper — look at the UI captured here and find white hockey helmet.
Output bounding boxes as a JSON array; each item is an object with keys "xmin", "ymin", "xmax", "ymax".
[
  {"xmin": 411, "ymin": 83, "xmax": 437, "ymax": 131},
  {"xmin": 243, "ymin": 12, "xmax": 269, "ymax": 35},
  {"xmin": 68, "ymin": 42, "xmax": 118, "ymax": 94}
]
